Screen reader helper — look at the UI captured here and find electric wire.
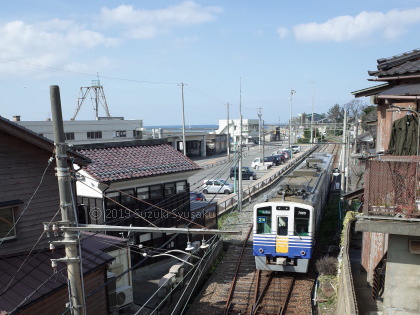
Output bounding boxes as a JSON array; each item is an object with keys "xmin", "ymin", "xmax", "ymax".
[
  {"xmin": 0, "ymin": 154, "xmax": 54, "ymax": 246},
  {"xmin": 72, "ymin": 171, "xmax": 206, "ymax": 229},
  {"xmin": 0, "ymin": 207, "xmax": 61, "ymax": 296}
]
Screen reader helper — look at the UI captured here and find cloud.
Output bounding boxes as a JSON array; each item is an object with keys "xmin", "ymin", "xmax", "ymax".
[
  {"xmin": 277, "ymin": 27, "xmax": 289, "ymax": 39},
  {"xmin": 293, "ymin": 7, "xmax": 420, "ymax": 42},
  {"xmin": 98, "ymin": 1, "xmax": 223, "ymax": 39},
  {"xmin": 0, "ymin": 19, "xmax": 118, "ymax": 76}
]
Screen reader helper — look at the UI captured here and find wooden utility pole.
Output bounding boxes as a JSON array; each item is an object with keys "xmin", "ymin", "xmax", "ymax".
[{"xmin": 50, "ymin": 85, "xmax": 85, "ymax": 315}]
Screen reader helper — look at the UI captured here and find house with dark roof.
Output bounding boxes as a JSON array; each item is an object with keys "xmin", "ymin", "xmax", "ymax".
[
  {"xmin": 0, "ymin": 116, "xmax": 130, "ymax": 314},
  {"xmin": 350, "ymin": 49, "xmax": 420, "ymax": 314},
  {"xmin": 73, "ymin": 139, "xmax": 202, "ymax": 265}
]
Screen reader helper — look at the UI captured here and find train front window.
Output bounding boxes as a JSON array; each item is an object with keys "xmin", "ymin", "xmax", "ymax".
[
  {"xmin": 277, "ymin": 217, "xmax": 288, "ymax": 236},
  {"xmin": 256, "ymin": 206, "xmax": 271, "ymax": 234},
  {"xmin": 294, "ymin": 207, "xmax": 310, "ymax": 236}
]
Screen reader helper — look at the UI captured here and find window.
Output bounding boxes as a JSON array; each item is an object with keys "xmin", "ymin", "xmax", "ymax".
[
  {"xmin": 87, "ymin": 131, "xmax": 102, "ymax": 139},
  {"xmin": 105, "ymin": 191, "xmax": 120, "ymax": 207},
  {"xmin": 277, "ymin": 217, "xmax": 288, "ymax": 236},
  {"xmin": 164, "ymin": 183, "xmax": 175, "ymax": 196},
  {"xmin": 137, "ymin": 187, "xmax": 149, "ymax": 200},
  {"xmin": 115, "ymin": 130, "xmax": 126, "ymax": 138},
  {"xmin": 176, "ymin": 181, "xmax": 186, "ymax": 193},
  {"xmin": 133, "ymin": 130, "xmax": 142, "ymax": 138},
  {"xmin": 256, "ymin": 206, "xmax": 271, "ymax": 234},
  {"xmin": 294, "ymin": 207, "xmax": 310, "ymax": 236},
  {"xmin": 150, "ymin": 185, "xmax": 162, "ymax": 199},
  {"xmin": 121, "ymin": 189, "xmax": 135, "ymax": 204},
  {"xmin": 65, "ymin": 132, "xmax": 75, "ymax": 140},
  {"xmin": 0, "ymin": 206, "xmax": 17, "ymax": 241}
]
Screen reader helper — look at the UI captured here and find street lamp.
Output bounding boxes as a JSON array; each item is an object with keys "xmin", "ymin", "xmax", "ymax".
[
  {"xmin": 289, "ymin": 89, "xmax": 296, "ymax": 158},
  {"xmin": 179, "ymin": 82, "xmax": 187, "ymax": 156}
]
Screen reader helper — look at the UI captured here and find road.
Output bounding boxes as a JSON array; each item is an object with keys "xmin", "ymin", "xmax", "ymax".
[{"xmin": 189, "ymin": 143, "xmax": 309, "ymax": 203}]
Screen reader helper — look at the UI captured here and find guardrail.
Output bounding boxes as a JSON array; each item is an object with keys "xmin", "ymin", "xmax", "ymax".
[{"xmin": 217, "ymin": 145, "xmax": 320, "ymax": 215}]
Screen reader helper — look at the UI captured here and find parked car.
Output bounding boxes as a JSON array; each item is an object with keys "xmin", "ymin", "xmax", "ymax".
[
  {"xmin": 271, "ymin": 149, "xmax": 284, "ymax": 156},
  {"xmin": 202, "ymin": 179, "xmax": 233, "ymax": 194},
  {"xmin": 251, "ymin": 157, "xmax": 273, "ymax": 169},
  {"xmin": 263, "ymin": 155, "xmax": 281, "ymax": 166},
  {"xmin": 291, "ymin": 145, "xmax": 301, "ymax": 153},
  {"xmin": 190, "ymin": 191, "xmax": 206, "ymax": 201},
  {"xmin": 230, "ymin": 166, "xmax": 257, "ymax": 180},
  {"xmin": 277, "ymin": 153, "xmax": 287, "ymax": 163},
  {"xmin": 281, "ymin": 150, "xmax": 291, "ymax": 159}
]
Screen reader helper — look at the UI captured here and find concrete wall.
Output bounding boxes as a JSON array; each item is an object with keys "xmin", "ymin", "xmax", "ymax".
[
  {"xmin": 361, "ymin": 231, "xmax": 388, "ymax": 283},
  {"xmin": 383, "ymin": 235, "xmax": 420, "ymax": 314},
  {"xmin": 336, "ymin": 219, "xmax": 358, "ymax": 315}
]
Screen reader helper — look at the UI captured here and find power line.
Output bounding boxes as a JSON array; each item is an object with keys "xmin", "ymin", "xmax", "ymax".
[
  {"xmin": 0, "ymin": 57, "xmax": 178, "ymax": 85},
  {"xmin": 0, "ymin": 154, "xmax": 54, "ymax": 246}
]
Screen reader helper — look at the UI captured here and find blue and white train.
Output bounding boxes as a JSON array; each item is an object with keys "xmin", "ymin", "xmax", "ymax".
[{"xmin": 253, "ymin": 152, "xmax": 334, "ymax": 273}]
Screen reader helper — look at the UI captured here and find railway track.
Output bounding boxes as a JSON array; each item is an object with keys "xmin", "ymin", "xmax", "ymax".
[
  {"xmin": 222, "ymin": 225, "xmax": 315, "ymax": 314},
  {"xmin": 188, "ymin": 144, "xmax": 340, "ymax": 315}
]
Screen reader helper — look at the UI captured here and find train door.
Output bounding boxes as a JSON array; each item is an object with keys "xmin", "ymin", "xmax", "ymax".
[{"xmin": 275, "ymin": 206, "xmax": 290, "ymax": 253}]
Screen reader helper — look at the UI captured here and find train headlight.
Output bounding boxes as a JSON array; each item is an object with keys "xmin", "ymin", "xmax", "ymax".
[
  {"xmin": 300, "ymin": 250, "xmax": 306, "ymax": 256},
  {"xmin": 259, "ymin": 248, "xmax": 264, "ymax": 254}
]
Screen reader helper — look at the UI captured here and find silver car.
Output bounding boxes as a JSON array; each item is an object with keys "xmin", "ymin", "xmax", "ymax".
[{"xmin": 202, "ymin": 179, "xmax": 233, "ymax": 194}]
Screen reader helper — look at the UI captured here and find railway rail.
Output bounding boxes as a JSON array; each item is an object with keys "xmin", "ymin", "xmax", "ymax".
[{"xmin": 187, "ymin": 143, "xmax": 340, "ymax": 315}]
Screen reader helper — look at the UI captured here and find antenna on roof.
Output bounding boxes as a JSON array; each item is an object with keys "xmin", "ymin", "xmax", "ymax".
[{"xmin": 71, "ymin": 73, "xmax": 111, "ymax": 120}]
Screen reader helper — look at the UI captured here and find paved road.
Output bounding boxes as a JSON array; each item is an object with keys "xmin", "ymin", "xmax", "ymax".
[{"xmin": 190, "ymin": 143, "xmax": 309, "ymax": 203}]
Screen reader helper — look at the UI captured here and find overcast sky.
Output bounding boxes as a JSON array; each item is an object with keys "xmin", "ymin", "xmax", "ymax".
[{"xmin": 1, "ymin": 1, "xmax": 420, "ymax": 126}]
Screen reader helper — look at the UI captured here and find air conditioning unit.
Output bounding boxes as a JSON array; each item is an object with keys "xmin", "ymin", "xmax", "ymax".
[{"xmin": 116, "ymin": 285, "xmax": 133, "ymax": 307}]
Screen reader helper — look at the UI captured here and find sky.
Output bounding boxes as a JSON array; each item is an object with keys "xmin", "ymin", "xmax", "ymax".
[{"xmin": 1, "ymin": 1, "xmax": 420, "ymax": 126}]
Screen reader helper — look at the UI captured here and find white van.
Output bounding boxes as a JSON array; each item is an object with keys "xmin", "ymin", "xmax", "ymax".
[
  {"xmin": 251, "ymin": 157, "xmax": 273, "ymax": 169},
  {"xmin": 202, "ymin": 179, "xmax": 233, "ymax": 194}
]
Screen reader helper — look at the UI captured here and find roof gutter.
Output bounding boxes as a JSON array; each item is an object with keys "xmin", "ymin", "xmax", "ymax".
[
  {"xmin": 368, "ymin": 74, "xmax": 420, "ymax": 81},
  {"xmin": 375, "ymin": 95, "xmax": 420, "ymax": 100}
]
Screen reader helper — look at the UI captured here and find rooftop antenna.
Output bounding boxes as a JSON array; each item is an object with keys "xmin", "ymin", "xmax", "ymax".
[{"xmin": 71, "ymin": 73, "xmax": 111, "ymax": 120}]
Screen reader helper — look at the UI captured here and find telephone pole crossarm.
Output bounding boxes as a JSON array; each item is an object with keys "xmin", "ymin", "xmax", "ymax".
[{"xmin": 60, "ymin": 224, "xmax": 242, "ymax": 235}]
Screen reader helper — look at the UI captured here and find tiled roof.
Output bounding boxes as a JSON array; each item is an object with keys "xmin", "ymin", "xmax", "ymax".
[
  {"xmin": 368, "ymin": 49, "xmax": 420, "ymax": 77},
  {"xmin": 76, "ymin": 143, "xmax": 202, "ymax": 183},
  {"xmin": 0, "ymin": 233, "xmax": 121, "ymax": 313}
]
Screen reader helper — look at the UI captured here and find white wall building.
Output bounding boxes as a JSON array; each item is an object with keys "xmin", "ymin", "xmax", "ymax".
[
  {"xmin": 15, "ymin": 116, "xmax": 144, "ymax": 145},
  {"xmin": 216, "ymin": 118, "xmax": 260, "ymax": 146}
]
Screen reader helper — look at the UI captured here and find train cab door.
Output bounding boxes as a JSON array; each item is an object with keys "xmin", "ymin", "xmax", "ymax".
[{"xmin": 275, "ymin": 206, "xmax": 290, "ymax": 253}]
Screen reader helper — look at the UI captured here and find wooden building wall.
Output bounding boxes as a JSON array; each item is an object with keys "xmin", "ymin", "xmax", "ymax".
[
  {"xmin": 0, "ymin": 130, "xmax": 63, "ymax": 256},
  {"xmin": 19, "ymin": 267, "xmax": 109, "ymax": 314}
]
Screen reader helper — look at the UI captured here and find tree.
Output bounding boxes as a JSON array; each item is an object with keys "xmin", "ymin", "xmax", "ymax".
[
  {"xmin": 343, "ymin": 99, "xmax": 368, "ymax": 120},
  {"xmin": 327, "ymin": 104, "xmax": 344, "ymax": 123},
  {"xmin": 360, "ymin": 105, "xmax": 377, "ymax": 132}
]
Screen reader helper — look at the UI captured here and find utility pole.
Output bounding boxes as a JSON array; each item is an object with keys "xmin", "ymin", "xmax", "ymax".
[
  {"xmin": 262, "ymin": 119, "xmax": 265, "ymax": 159},
  {"xmin": 257, "ymin": 107, "xmax": 262, "ymax": 156},
  {"xmin": 50, "ymin": 86, "xmax": 85, "ymax": 315},
  {"xmin": 354, "ymin": 113, "xmax": 359, "ymax": 154},
  {"xmin": 289, "ymin": 89, "xmax": 296, "ymax": 159},
  {"xmin": 310, "ymin": 82, "xmax": 315, "ymax": 147},
  {"xmin": 341, "ymin": 110, "xmax": 348, "ymax": 194},
  {"xmin": 226, "ymin": 103, "xmax": 230, "ymax": 160},
  {"xmin": 179, "ymin": 82, "xmax": 187, "ymax": 156},
  {"xmin": 238, "ymin": 78, "xmax": 243, "ymax": 212}
]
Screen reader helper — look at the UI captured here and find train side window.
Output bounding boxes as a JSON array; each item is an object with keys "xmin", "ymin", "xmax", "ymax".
[
  {"xmin": 277, "ymin": 217, "xmax": 288, "ymax": 236},
  {"xmin": 294, "ymin": 207, "xmax": 310, "ymax": 236},
  {"xmin": 256, "ymin": 206, "xmax": 271, "ymax": 234}
]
